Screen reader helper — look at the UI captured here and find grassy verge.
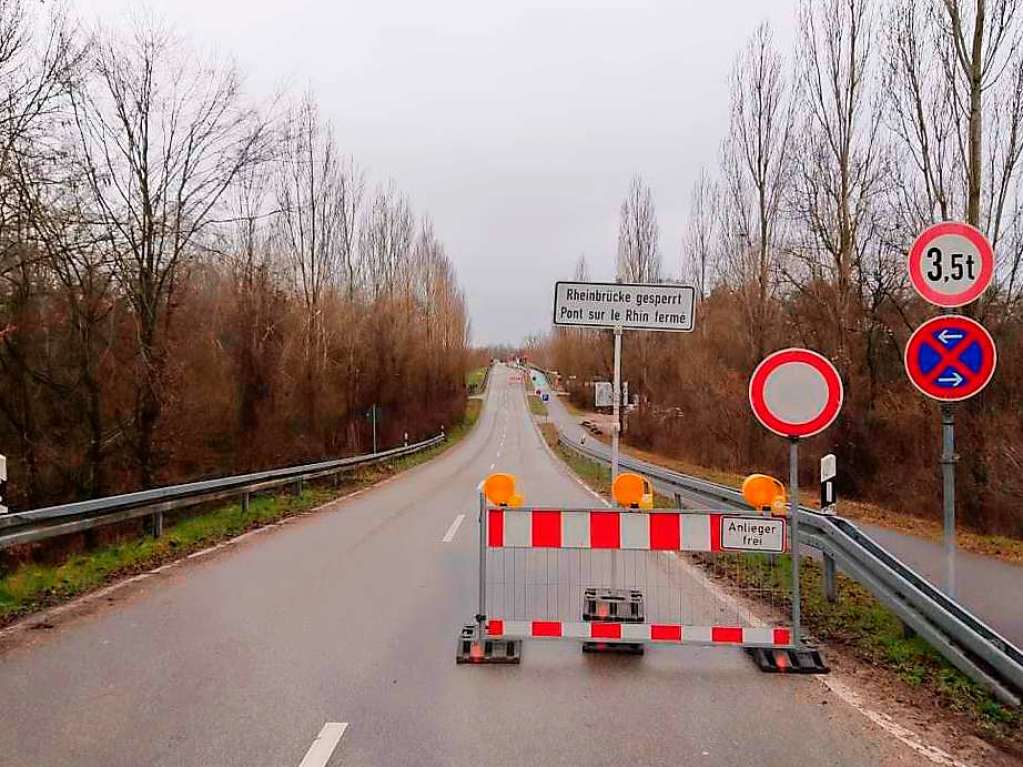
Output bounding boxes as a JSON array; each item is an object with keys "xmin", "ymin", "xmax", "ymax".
[
  {"xmin": 0, "ymin": 400, "xmax": 484, "ymax": 626},
  {"xmin": 539, "ymin": 423, "xmax": 1021, "ymax": 747},
  {"xmin": 466, "ymin": 367, "xmax": 486, "ymax": 390},
  {"xmin": 528, "ymin": 394, "xmax": 548, "ymax": 417}
]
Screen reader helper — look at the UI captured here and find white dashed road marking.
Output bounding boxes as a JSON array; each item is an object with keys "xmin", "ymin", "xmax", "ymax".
[
  {"xmin": 442, "ymin": 514, "xmax": 466, "ymax": 543},
  {"xmin": 298, "ymin": 722, "xmax": 348, "ymax": 767}
]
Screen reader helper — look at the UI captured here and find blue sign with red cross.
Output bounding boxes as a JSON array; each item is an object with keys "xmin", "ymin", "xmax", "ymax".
[{"xmin": 904, "ymin": 315, "xmax": 997, "ymax": 402}]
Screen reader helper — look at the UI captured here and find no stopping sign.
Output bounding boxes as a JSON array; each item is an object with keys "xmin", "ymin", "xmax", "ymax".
[{"xmin": 749, "ymin": 349, "xmax": 843, "ymax": 438}]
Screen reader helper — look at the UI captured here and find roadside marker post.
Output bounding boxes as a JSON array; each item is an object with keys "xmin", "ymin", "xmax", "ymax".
[
  {"xmin": 905, "ymin": 222, "xmax": 996, "ymax": 598},
  {"xmin": 749, "ymin": 348, "xmax": 844, "ymax": 649},
  {"xmin": 552, "ymin": 281, "xmax": 696, "ymax": 483},
  {"xmin": 819, "ymin": 454, "xmax": 836, "ymax": 515},
  {"xmin": 820, "ymin": 454, "xmax": 837, "ymax": 603},
  {"xmin": 0, "ymin": 454, "xmax": 7, "ymax": 514}
]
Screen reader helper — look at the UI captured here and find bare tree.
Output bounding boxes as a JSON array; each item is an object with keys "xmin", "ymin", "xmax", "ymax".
[
  {"xmin": 887, "ymin": 0, "xmax": 1023, "ymax": 308},
  {"xmin": 359, "ymin": 181, "xmax": 414, "ymax": 297},
  {"xmin": 69, "ymin": 20, "xmax": 270, "ymax": 486},
  {"xmin": 720, "ymin": 21, "xmax": 795, "ymax": 363},
  {"xmin": 616, "ymin": 175, "xmax": 661, "ymax": 282},
  {"xmin": 682, "ymin": 167, "xmax": 718, "ymax": 300},
  {"xmin": 790, "ymin": 0, "xmax": 889, "ymax": 375}
]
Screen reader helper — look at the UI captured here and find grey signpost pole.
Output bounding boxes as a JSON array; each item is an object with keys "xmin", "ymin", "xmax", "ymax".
[
  {"xmin": 789, "ymin": 438, "xmax": 802, "ymax": 648},
  {"xmin": 477, "ymin": 486, "xmax": 487, "ymax": 643},
  {"xmin": 904, "ymin": 222, "xmax": 995, "ymax": 597},
  {"xmin": 611, "ymin": 325, "xmax": 622, "ymax": 482},
  {"xmin": 941, "ymin": 403, "xmax": 957, "ymax": 597}
]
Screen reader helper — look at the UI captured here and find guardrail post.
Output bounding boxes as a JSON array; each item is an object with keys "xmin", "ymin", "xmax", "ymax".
[
  {"xmin": 151, "ymin": 511, "xmax": 163, "ymax": 538},
  {"xmin": 296, "ymin": 478, "xmax": 304, "ymax": 496},
  {"xmin": 674, "ymin": 492, "xmax": 683, "ymax": 509},
  {"xmin": 242, "ymin": 492, "xmax": 250, "ymax": 515},
  {"xmin": 823, "ymin": 552, "xmax": 837, "ymax": 603}
]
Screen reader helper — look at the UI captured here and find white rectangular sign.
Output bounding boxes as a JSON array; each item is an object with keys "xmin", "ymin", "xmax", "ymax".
[
  {"xmin": 720, "ymin": 516, "xmax": 786, "ymax": 553},
  {"xmin": 553, "ymin": 281, "xmax": 696, "ymax": 332},
  {"xmin": 594, "ymin": 381, "xmax": 629, "ymax": 408}
]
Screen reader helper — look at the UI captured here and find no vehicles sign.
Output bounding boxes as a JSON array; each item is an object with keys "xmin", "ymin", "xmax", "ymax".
[{"xmin": 553, "ymin": 281, "xmax": 696, "ymax": 332}]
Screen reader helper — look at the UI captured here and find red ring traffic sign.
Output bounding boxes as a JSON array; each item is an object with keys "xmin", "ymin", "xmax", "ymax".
[
  {"xmin": 749, "ymin": 349, "xmax": 843, "ymax": 439},
  {"xmin": 904, "ymin": 315, "xmax": 996, "ymax": 402},
  {"xmin": 908, "ymin": 222, "xmax": 993, "ymax": 308}
]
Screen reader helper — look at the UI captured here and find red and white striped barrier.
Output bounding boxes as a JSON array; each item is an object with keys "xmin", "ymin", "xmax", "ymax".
[
  {"xmin": 487, "ymin": 508, "xmax": 787, "ymax": 554},
  {"xmin": 487, "ymin": 619, "xmax": 793, "ymax": 648}
]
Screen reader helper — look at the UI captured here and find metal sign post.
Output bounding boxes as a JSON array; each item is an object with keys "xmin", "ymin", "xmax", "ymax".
[
  {"xmin": 749, "ymin": 348, "xmax": 844, "ymax": 651},
  {"xmin": 941, "ymin": 404, "xmax": 956, "ymax": 596},
  {"xmin": 612, "ymin": 326, "xmax": 622, "ymax": 481},
  {"xmin": 904, "ymin": 315, "xmax": 996, "ymax": 595},
  {"xmin": 905, "ymin": 220, "xmax": 995, "ymax": 598},
  {"xmin": 789, "ymin": 438, "xmax": 802, "ymax": 648},
  {"xmin": 552, "ymin": 280, "xmax": 697, "ymax": 484}
]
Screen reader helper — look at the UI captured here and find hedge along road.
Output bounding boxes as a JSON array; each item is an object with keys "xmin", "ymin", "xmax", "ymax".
[{"xmin": 0, "ymin": 364, "xmax": 930, "ymax": 767}]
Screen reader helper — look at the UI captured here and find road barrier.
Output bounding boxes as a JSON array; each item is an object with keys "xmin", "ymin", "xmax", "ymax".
[
  {"xmin": 0, "ymin": 434, "xmax": 445, "ymax": 552},
  {"xmin": 557, "ymin": 431, "xmax": 1023, "ymax": 705},
  {"xmin": 458, "ymin": 475, "xmax": 826, "ymax": 671}
]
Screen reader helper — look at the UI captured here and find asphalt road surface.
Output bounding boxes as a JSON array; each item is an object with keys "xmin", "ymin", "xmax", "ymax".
[
  {"xmin": 539, "ymin": 375, "xmax": 1023, "ymax": 650},
  {"xmin": 0, "ymin": 365, "xmax": 928, "ymax": 767}
]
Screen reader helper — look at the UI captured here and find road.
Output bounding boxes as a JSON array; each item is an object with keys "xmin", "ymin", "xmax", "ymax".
[
  {"xmin": 537, "ymin": 372, "xmax": 1023, "ymax": 649},
  {"xmin": 0, "ymin": 365, "xmax": 926, "ymax": 767}
]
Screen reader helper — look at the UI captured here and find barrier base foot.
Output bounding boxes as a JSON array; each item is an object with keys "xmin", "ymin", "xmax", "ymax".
[
  {"xmin": 747, "ymin": 647, "xmax": 829, "ymax": 674},
  {"xmin": 583, "ymin": 642, "xmax": 645, "ymax": 655},
  {"xmin": 456, "ymin": 624, "xmax": 521, "ymax": 665},
  {"xmin": 583, "ymin": 587, "xmax": 645, "ymax": 623}
]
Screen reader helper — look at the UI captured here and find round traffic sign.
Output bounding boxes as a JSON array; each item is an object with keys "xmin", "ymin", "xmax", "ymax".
[
  {"xmin": 904, "ymin": 315, "xmax": 996, "ymax": 402},
  {"xmin": 908, "ymin": 222, "xmax": 993, "ymax": 307},
  {"xmin": 749, "ymin": 349, "xmax": 844, "ymax": 439}
]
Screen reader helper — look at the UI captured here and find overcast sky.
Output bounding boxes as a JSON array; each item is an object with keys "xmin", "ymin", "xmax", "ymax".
[{"xmin": 78, "ymin": 0, "xmax": 795, "ymax": 346}]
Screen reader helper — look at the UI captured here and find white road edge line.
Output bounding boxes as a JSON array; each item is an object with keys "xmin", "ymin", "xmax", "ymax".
[
  {"xmin": 819, "ymin": 677, "xmax": 974, "ymax": 767},
  {"xmin": 442, "ymin": 514, "xmax": 466, "ymax": 543},
  {"xmin": 298, "ymin": 722, "xmax": 348, "ymax": 767}
]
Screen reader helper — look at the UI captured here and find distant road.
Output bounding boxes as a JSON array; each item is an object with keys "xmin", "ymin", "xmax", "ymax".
[
  {"xmin": 0, "ymin": 365, "xmax": 928, "ymax": 766},
  {"xmin": 541, "ymin": 381, "xmax": 1023, "ymax": 649}
]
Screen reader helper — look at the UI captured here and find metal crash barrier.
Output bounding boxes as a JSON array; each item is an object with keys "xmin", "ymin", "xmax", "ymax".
[{"xmin": 456, "ymin": 473, "xmax": 827, "ymax": 673}]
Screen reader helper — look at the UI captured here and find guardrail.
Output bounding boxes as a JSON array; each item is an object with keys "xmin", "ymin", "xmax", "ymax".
[
  {"xmin": 558, "ymin": 432, "xmax": 1023, "ymax": 706},
  {"xmin": 0, "ymin": 434, "xmax": 446, "ymax": 551}
]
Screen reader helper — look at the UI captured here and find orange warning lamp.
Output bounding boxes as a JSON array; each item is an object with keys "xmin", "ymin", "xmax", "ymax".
[
  {"xmin": 742, "ymin": 474, "xmax": 786, "ymax": 515},
  {"xmin": 483, "ymin": 473, "xmax": 523, "ymax": 507},
  {"xmin": 613, "ymin": 472, "xmax": 654, "ymax": 509}
]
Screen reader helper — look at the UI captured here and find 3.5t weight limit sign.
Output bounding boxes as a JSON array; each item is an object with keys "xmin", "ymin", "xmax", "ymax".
[{"xmin": 908, "ymin": 222, "xmax": 993, "ymax": 307}]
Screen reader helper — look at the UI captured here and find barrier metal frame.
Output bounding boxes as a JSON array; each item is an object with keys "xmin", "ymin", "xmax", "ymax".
[{"xmin": 469, "ymin": 488, "xmax": 802, "ymax": 654}]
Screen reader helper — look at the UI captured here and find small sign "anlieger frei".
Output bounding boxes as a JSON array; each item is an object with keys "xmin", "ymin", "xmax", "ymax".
[
  {"xmin": 720, "ymin": 516, "xmax": 786, "ymax": 553},
  {"xmin": 552, "ymin": 281, "xmax": 696, "ymax": 332}
]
